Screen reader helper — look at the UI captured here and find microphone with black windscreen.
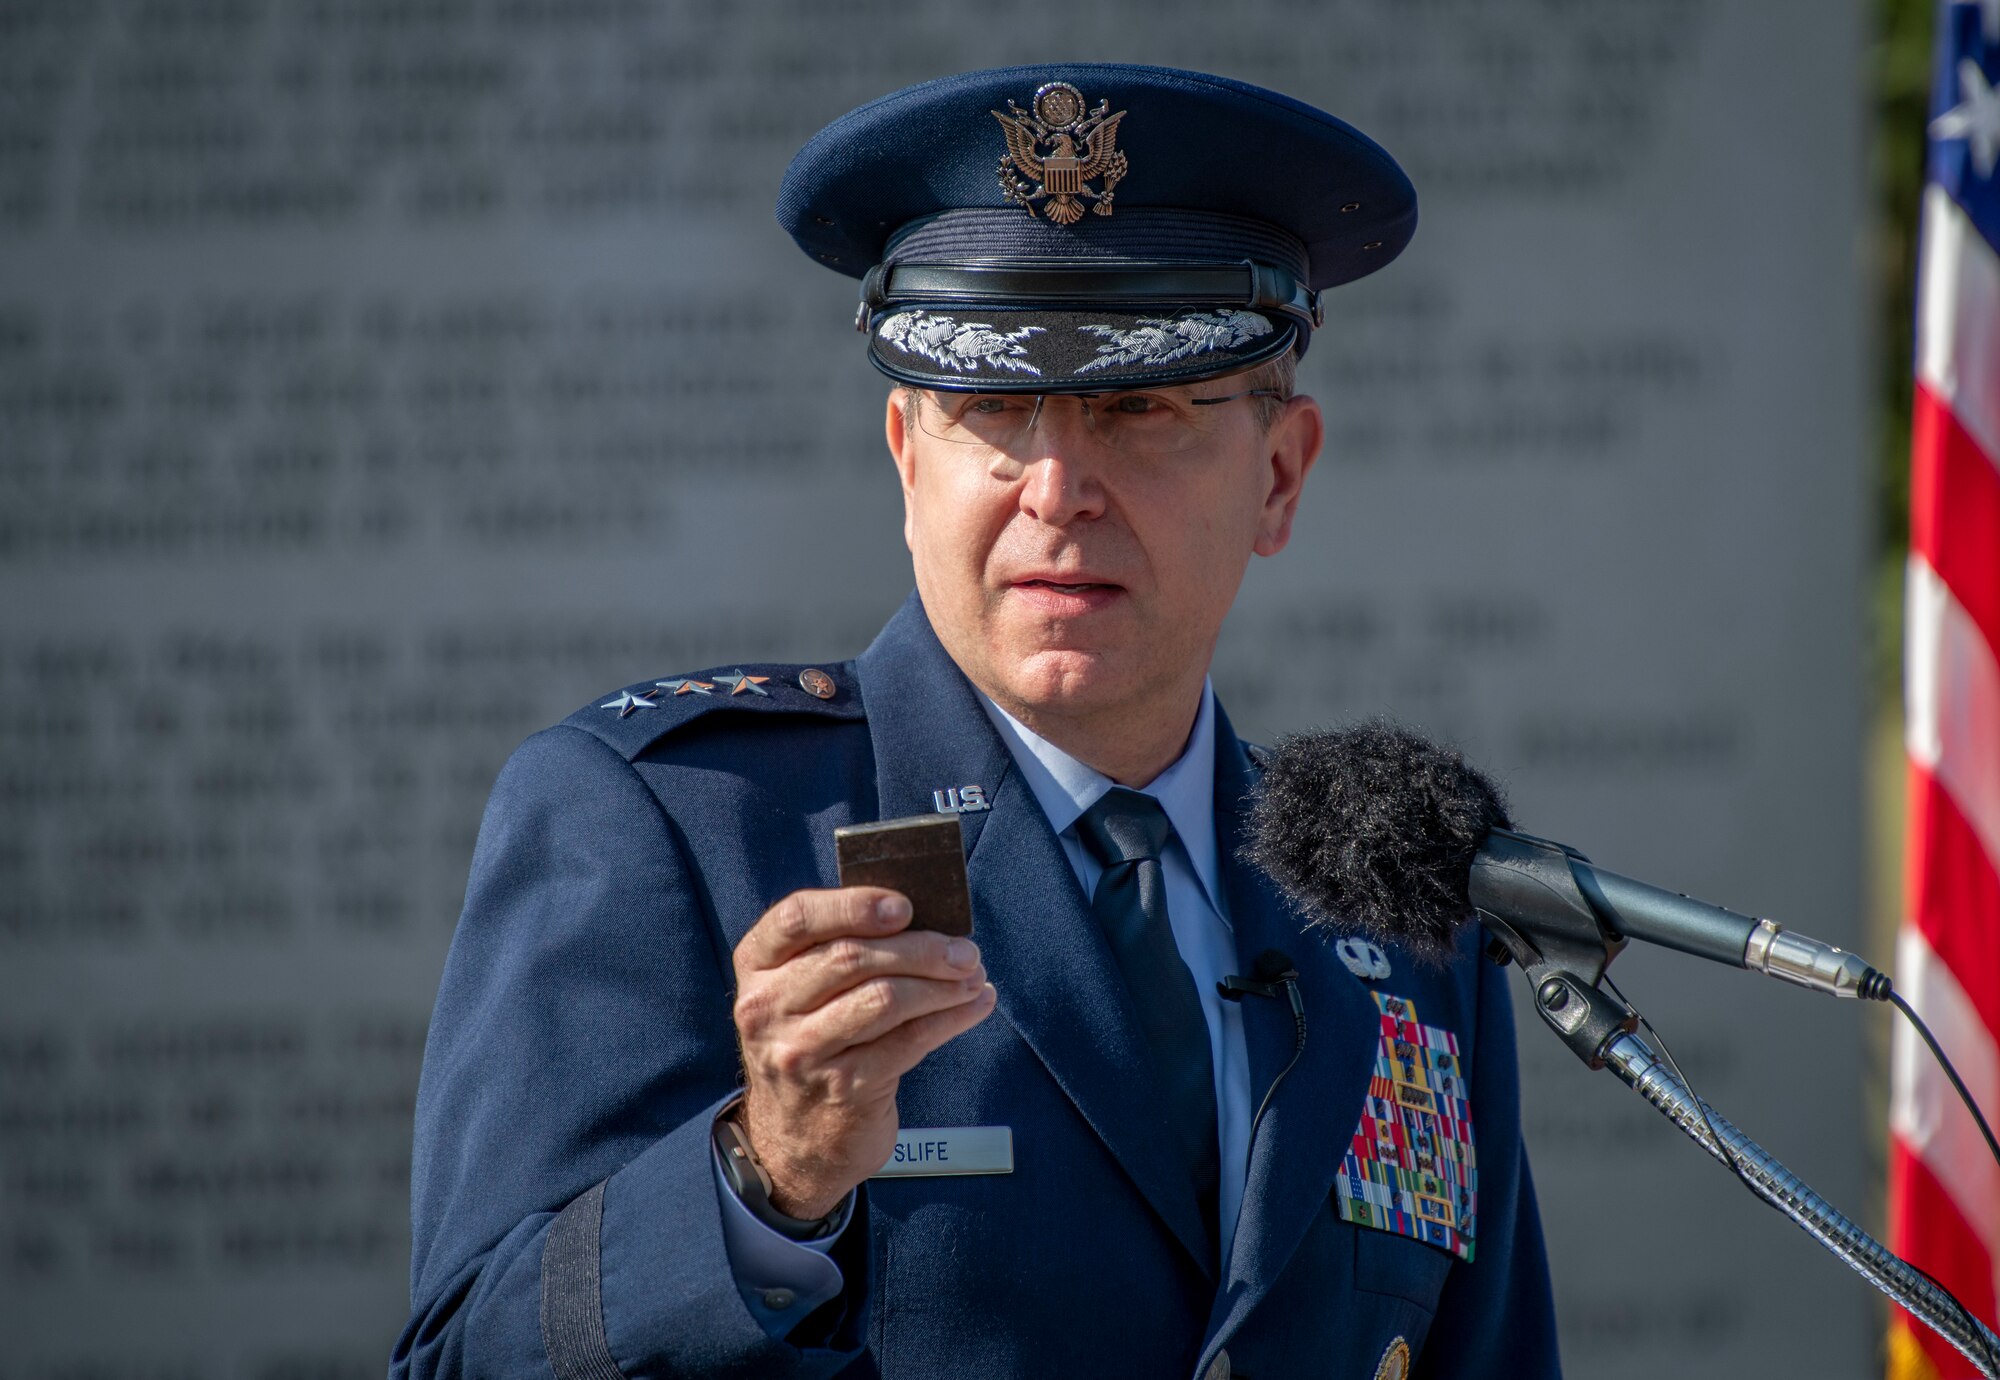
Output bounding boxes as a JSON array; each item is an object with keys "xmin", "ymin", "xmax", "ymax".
[{"xmin": 1242, "ymin": 719, "xmax": 1888, "ymax": 1001}]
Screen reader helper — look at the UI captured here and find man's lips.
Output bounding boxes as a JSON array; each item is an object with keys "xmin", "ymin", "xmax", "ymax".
[
  {"xmin": 1014, "ymin": 578, "xmax": 1119, "ymax": 594},
  {"xmin": 1007, "ymin": 577, "xmax": 1125, "ymax": 612}
]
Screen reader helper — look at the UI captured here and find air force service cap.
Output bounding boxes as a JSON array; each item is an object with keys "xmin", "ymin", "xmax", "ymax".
[{"xmin": 778, "ymin": 63, "xmax": 1415, "ymax": 393}]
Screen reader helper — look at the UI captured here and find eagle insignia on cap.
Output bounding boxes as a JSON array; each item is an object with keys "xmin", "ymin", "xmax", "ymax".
[{"xmin": 991, "ymin": 81, "xmax": 1128, "ymax": 225}]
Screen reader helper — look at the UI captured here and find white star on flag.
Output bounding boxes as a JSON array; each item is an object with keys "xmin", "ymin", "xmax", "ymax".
[{"xmin": 1932, "ymin": 58, "xmax": 2000, "ymax": 179}]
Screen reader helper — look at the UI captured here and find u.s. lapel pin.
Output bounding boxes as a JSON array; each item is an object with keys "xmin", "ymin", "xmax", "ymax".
[
  {"xmin": 932, "ymin": 784, "xmax": 990, "ymax": 814},
  {"xmin": 1336, "ymin": 935, "xmax": 1392, "ymax": 982}
]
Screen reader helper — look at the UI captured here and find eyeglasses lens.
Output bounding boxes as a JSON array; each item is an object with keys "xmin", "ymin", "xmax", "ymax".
[{"xmin": 917, "ymin": 392, "xmax": 1224, "ymax": 455}]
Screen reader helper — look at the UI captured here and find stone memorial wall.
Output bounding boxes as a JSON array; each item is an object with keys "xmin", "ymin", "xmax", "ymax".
[{"xmin": 0, "ymin": 2, "xmax": 1868, "ymax": 1374}]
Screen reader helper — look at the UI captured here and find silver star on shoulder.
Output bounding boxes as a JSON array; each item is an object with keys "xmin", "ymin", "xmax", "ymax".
[
  {"xmin": 713, "ymin": 669, "xmax": 771, "ymax": 696},
  {"xmin": 656, "ymin": 678, "xmax": 713, "ymax": 696},
  {"xmin": 601, "ymin": 688, "xmax": 660, "ymax": 718},
  {"xmin": 1933, "ymin": 58, "xmax": 2000, "ymax": 180}
]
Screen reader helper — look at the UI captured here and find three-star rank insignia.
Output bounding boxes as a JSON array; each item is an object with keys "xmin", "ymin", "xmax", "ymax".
[
  {"xmin": 1334, "ymin": 991, "xmax": 1477, "ymax": 1262},
  {"xmin": 713, "ymin": 669, "xmax": 771, "ymax": 696},
  {"xmin": 991, "ymin": 81, "xmax": 1128, "ymax": 225}
]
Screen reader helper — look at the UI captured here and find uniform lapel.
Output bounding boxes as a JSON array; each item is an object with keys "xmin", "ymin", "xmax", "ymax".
[
  {"xmin": 1205, "ymin": 709, "xmax": 1383, "ymax": 1344},
  {"xmin": 853, "ymin": 593, "xmax": 1011, "ymax": 854},
  {"xmin": 855, "ymin": 593, "xmax": 1216, "ymax": 1278}
]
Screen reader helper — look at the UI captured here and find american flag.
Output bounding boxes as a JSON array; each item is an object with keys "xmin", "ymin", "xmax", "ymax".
[{"xmin": 1890, "ymin": 2, "xmax": 2000, "ymax": 1376}]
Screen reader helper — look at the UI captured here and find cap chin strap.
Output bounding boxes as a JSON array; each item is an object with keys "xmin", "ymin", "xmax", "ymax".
[{"xmin": 855, "ymin": 258, "xmax": 1323, "ymax": 334}]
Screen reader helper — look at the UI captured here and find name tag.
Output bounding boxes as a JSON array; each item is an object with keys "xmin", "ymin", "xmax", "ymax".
[{"xmin": 870, "ymin": 1126, "xmax": 1014, "ymax": 1178}]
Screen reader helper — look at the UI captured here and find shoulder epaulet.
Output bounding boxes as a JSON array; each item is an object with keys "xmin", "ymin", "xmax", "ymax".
[{"xmin": 559, "ymin": 661, "xmax": 866, "ymax": 762}]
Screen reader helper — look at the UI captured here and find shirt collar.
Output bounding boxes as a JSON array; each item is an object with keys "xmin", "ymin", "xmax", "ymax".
[{"xmin": 975, "ymin": 682, "xmax": 1224, "ymax": 914}]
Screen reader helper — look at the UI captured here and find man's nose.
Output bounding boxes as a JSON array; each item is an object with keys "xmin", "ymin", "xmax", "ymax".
[{"xmin": 1016, "ymin": 398, "xmax": 1108, "ymax": 525}]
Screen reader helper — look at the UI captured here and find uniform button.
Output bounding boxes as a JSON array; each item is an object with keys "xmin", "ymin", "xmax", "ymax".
[
  {"xmin": 799, "ymin": 667, "xmax": 837, "ymax": 699},
  {"xmin": 761, "ymin": 1287, "xmax": 796, "ymax": 1311},
  {"xmin": 1203, "ymin": 1349, "xmax": 1231, "ymax": 1380}
]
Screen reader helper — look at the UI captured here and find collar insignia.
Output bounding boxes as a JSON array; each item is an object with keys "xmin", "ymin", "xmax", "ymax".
[
  {"xmin": 991, "ymin": 81, "xmax": 1129, "ymax": 225},
  {"xmin": 932, "ymin": 784, "xmax": 990, "ymax": 814}
]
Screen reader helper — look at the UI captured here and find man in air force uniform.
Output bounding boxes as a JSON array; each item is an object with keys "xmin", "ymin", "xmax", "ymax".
[{"xmin": 397, "ymin": 64, "xmax": 1562, "ymax": 1380}]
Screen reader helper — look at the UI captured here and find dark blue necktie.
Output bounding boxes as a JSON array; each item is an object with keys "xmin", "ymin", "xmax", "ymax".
[{"xmin": 1074, "ymin": 787, "xmax": 1221, "ymax": 1265}]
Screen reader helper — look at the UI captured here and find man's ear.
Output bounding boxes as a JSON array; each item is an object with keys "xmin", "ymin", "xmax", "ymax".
[
  {"xmin": 885, "ymin": 389, "xmax": 919, "ymax": 549},
  {"xmin": 1252, "ymin": 392, "xmax": 1322, "ymax": 558}
]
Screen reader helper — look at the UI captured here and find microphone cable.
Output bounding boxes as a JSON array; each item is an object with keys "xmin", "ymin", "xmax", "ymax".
[
  {"xmin": 1247, "ymin": 969, "xmax": 1305, "ymax": 1156},
  {"xmin": 1819, "ymin": 965, "xmax": 1999, "ymax": 1175},
  {"xmin": 1884, "ymin": 986, "xmax": 2000, "ymax": 1174},
  {"xmin": 1600, "ymin": 971, "xmax": 1756, "ymax": 1195},
  {"xmin": 1217, "ymin": 951, "xmax": 1306, "ymax": 1161}
]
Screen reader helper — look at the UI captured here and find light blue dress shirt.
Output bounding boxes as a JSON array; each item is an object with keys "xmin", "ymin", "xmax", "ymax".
[{"xmin": 713, "ymin": 680, "xmax": 1251, "ymax": 1335}]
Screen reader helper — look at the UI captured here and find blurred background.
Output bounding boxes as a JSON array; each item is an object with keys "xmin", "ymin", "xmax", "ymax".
[{"xmin": 0, "ymin": 0, "xmax": 1944, "ymax": 1374}]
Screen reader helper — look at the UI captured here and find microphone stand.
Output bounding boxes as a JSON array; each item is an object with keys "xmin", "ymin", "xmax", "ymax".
[{"xmin": 1469, "ymin": 844, "xmax": 2000, "ymax": 1377}]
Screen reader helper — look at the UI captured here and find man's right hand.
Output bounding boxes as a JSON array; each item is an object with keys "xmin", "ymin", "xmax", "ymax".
[{"xmin": 730, "ymin": 887, "xmax": 996, "ymax": 1220}]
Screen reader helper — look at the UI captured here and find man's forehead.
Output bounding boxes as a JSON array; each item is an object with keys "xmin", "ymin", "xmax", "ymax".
[{"xmin": 777, "ymin": 64, "xmax": 1414, "ymax": 396}]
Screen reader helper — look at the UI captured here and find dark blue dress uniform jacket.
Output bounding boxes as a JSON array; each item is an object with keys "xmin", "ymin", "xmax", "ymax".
[{"xmin": 395, "ymin": 593, "xmax": 1561, "ymax": 1379}]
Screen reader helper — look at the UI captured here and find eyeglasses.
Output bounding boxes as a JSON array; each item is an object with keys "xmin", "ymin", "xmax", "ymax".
[{"xmin": 914, "ymin": 387, "xmax": 1286, "ymax": 455}]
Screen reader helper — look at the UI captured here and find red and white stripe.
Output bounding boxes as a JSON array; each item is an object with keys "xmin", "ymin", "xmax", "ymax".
[{"xmin": 1891, "ymin": 179, "xmax": 2000, "ymax": 1377}]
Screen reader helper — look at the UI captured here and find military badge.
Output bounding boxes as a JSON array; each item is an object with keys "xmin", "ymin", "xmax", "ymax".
[
  {"xmin": 1334, "ymin": 991, "xmax": 1477, "ymax": 1262},
  {"xmin": 1336, "ymin": 935, "xmax": 1393, "ymax": 982},
  {"xmin": 991, "ymin": 81, "xmax": 1128, "ymax": 225}
]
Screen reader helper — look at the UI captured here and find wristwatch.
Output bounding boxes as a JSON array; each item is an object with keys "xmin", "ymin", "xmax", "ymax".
[{"xmin": 713, "ymin": 1102, "xmax": 851, "ymax": 1242}]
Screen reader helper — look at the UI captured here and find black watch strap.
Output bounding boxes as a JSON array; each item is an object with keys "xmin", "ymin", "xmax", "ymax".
[{"xmin": 713, "ymin": 1106, "xmax": 850, "ymax": 1242}]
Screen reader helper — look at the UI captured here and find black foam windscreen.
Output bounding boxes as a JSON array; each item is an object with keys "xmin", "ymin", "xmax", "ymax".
[{"xmin": 1244, "ymin": 719, "xmax": 1511, "ymax": 964}]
